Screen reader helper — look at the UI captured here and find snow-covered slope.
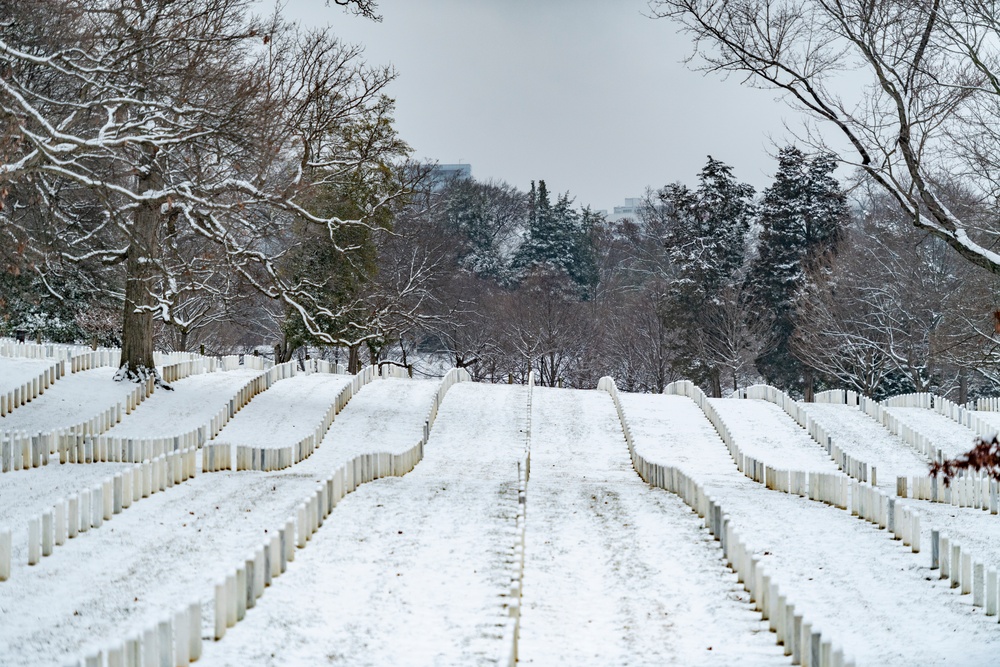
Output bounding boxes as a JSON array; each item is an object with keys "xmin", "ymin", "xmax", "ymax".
[
  {"xmin": 621, "ymin": 392, "xmax": 1000, "ymax": 666},
  {"xmin": 518, "ymin": 387, "xmax": 786, "ymax": 666}
]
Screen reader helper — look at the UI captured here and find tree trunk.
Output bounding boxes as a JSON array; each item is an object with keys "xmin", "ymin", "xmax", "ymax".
[
  {"xmin": 348, "ymin": 344, "xmax": 361, "ymax": 374},
  {"xmin": 117, "ymin": 157, "xmax": 162, "ymax": 383},
  {"xmin": 709, "ymin": 368, "xmax": 722, "ymax": 398}
]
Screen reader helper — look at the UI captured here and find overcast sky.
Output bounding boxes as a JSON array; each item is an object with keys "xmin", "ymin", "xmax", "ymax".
[{"xmin": 280, "ymin": 0, "xmax": 799, "ymax": 213}]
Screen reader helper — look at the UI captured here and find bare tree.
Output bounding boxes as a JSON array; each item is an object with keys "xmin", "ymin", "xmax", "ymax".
[
  {"xmin": 791, "ymin": 178, "xmax": 1000, "ymax": 396},
  {"xmin": 651, "ymin": 0, "xmax": 1000, "ymax": 274},
  {"xmin": 0, "ymin": 0, "xmax": 410, "ymax": 382},
  {"xmin": 697, "ymin": 282, "xmax": 773, "ymax": 393}
]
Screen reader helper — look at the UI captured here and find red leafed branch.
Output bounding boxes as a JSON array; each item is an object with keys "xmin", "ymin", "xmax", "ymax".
[{"xmin": 930, "ymin": 435, "xmax": 1000, "ymax": 486}]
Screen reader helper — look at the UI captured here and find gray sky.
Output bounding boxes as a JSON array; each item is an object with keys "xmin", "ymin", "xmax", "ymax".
[{"xmin": 280, "ymin": 0, "xmax": 797, "ymax": 212}]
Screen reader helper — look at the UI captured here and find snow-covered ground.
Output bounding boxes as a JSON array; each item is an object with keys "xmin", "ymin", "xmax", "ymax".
[
  {"xmin": 211, "ymin": 372, "xmax": 353, "ymax": 449},
  {"xmin": 0, "ymin": 357, "xmax": 55, "ymax": 396},
  {"xmin": 106, "ymin": 369, "xmax": 262, "ymax": 438},
  {"xmin": 197, "ymin": 380, "xmax": 527, "ymax": 666},
  {"xmin": 0, "ymin": 367, "xmax": 139, "ymax": 433},
  {"xmin": 885, "ymin": 407, "xmax": 980, "ymax": 459},
  {"xmin": 518, "ymin": 387, "xmax": 786, "ymax": 666},
  {"xmin": 0, "ymin": 376, "xmax": 441, "ymax": 666},
  {"xmin": 799, "ymin": 402, "xmax": 930, "ymax": 490},
  {"xmin": 4, "ymin": 351, "xmax": 1000, "ymax": 666},
  {"xmin": 710, "ymin": 397, "xmax": 843, "ymax": 474},
  {"xmin": 621, "ymin": 392, "xmax": 1000, "ymax": 666}
]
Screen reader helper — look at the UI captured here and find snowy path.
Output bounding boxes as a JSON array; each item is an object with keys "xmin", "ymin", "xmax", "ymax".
[
  {"xmin": 622, "ymin": 393, "xmax": 1000, "ymax": 666},
  {"xmin": 886, "ymin": 407, "xmax": 979, "ymax": 459},
  {"xmin": 197, "ymin": 381, "xmax": 527, "ymax": 667},
  {"xmin": 0, "ymin": 368, "xmax": 138, "ymax": 433},
  {"xmin": 0, "ymin": 378, "xmax": 438, "ymax": 666},
  {"xmin": 709, "ymin": 398, "xmax": 842, "ymax": 474},
  {"xmin": 212, "ymin": 372, "xmax": 352, "ymax": 449},
  {"xmin": 799, "ymin": 403, "xmax": 930, "ymax": 490},
  {"xmin": 106, "ymin": 370, "xmax": 262, "ymax": 438},
  {"xmin": 517, "ymin": 387, "xmax": 786, "ymax": 667},
  {"xmin": 0, "ymin": 357, "xmax": 54, "ymax": 396}
]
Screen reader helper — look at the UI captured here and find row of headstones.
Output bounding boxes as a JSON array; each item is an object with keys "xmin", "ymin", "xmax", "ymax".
[
  {"xmin": 219, "ymin": 355, "xmax": 270, "ymax": 372},
  {"xmin": 501, "ymin": 455, "xmax": 529, "ymax": 667},
  {"xmin": 157, "ymin": 362, "xmax": 301, "ymax": 474},
  {"xmin": 599, "ymin": 377, "xmax": 856, "ymax": 667},
  {"xmin": 85, "ymin": 441, "xmax": 424, "ymax": 667},
  {"xmin": 502, "ymin": 372, "xmax": 533, "ymax": 667},
  {"xmin": 668, "ymin": 379, "xmax": 924, "ymax": 559},
  {"xmin": 975, "ymin": 396, "xmax": 1000, "ymax": 412},
  {"xmin": 860, "ymin": 488, "xmax": 921, "ymax": 551},
  {"xmin": 2, "ymin": 380, "xmax": 152, "ymax": 473},
  {"xmin": 672, "ymin": 381, "xmax": 857, "ymax": 509},
  {"xmin": 898, "ymin": 474, "xmax": 999, "ymax": 511},
  {"xmin": 153, "ymin": 349, "xmax": 211, "ymax": 366},
  {"xmin": 739, "ymin": 384, "xmax": 875, "ymax": 486},
  {"xmin": 161, "ymin": 359, "xmax": 216, "ymax": 384},
  {"xmin": 218, "ymin": 366, "xmax": 377, "ymax": 473},
  {"xmin": 1, "ymin": 432, "xmax": 50, "ymax": 471},
  {"xmin": 0, "ymin": 339, "xmax": 81, "ymax": 359},
  {"xmin": 82, "ymin": 368, "xmax": 471, "ymax": 666},
  {"xmin": 934, "ymin": 394, "xmax": 998, "ymax": 442},
  {"xmin": 0, "ymin": 359, "xmax": 62, "ymax": 417},
  {"xmin": 858, "ymin": 396, "xmax": 943, "ymax": 462},
  {"xmin": 813, "ymin": 389, "xmax": 861, "ymax": 405},
  {"xmin": 934, "ymin": 532, "xmax": 1000, "ymax": 616},
  {"xmin": 0, "ymin": 448, "xmax": 197, "ymax": 580},
  {"xmin": 70, "ymin": 350, "xmax": 121, "ymax": 373},
  {"xmin": 62, "ymin": 430, "xmax": 205, "ymax": 466},
  {"xmin": 881, "ymin": 392, "xmax": 935, "ymax": 409},
  {"xmin": 77, "ymin": 603, "xmax": 203, "ymax": 667}
]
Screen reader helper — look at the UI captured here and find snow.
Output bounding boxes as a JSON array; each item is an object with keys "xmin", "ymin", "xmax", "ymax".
[
  {"xmin": 106, "ymin": 369, "xmax": 262, "ymax": 438},
  {"xmin": 211, "ymin": 372, "xmax": 353, "ymax": 449},
  {"xmin": 621, "ymin": 392, "xmax": 1000, "ymax": 666},
  {"xmin": 0, "ymin": 376, "xmax": 441, "ymax": 666},
  {"xmin": 0, "ymin": 367, "xmax": 139, "ymax": 433},
  {"xmin": 196, "ymin": 380, "xmax": 527, "ymax": 666},
  {"xmin": 0, "ymin": 357, "xmax": 55, "ymax": 396},
  {"xmin": 799, "ymin": 402, "xmax": 930, "ymax": 490},
  {"xmin": 709, "ymin": 397, "xmax": 843, "ymax": 474},
  {"xmin": 518, "ymin": 387, "xmax": 786, "ymax": 666},
  {"xmin": 886, "ymin": 407, "xmax": 980, "ymax": 459},
  {"xmin": 5, "ymin": 353, "xmax": 1000, "ymax": 666}
]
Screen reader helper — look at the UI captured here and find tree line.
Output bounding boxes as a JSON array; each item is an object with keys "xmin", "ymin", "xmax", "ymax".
[{"xmin": 4, "ymin": 0, "xmax": 1000, "ymax": 405}]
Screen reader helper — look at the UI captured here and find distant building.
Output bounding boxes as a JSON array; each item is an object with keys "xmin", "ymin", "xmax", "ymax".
[
  {"xmin": 608, "ymin": 197, "xmax": 643, "ymax": 224},
  {"xmin": 428, "ymin": 163, "xmax": 472, "ymax": 190}
]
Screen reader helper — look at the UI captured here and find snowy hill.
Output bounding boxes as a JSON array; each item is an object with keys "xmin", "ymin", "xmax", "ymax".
[{"xmin": 1, "ymin": 353, "xmax": 999, "ymax": 666}]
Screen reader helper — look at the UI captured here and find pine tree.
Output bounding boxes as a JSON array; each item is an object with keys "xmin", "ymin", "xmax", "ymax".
[
  {"xmin": 749, "ymin": 146, "xmax": 847, "ymax": 392},
  {"xmin": 514, "ymin": 180, "xmax": 597, "ymax": 293},
  {"xmin": 658, "ymin": 156, "xmax": 755, "ymax": 394},
  {"xmin": 664, "ymin": 156, "xmax": 755, "ymax": 302}
]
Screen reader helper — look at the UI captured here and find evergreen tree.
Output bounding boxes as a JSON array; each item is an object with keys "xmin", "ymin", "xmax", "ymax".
[
  {"xmin": 658, "ymin": 156, "xmax": 755, "ymax": 394},
  {"xmin": 514, "ymin": 180, "xmax": 598, "ymax": 293},
  {"xmin": 663, "ymin": 156, "xmax": 755, "ymax": 302},
  {"xmin": 749, "ymin": 146, "xmax": 848, "ymax": 393}
]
